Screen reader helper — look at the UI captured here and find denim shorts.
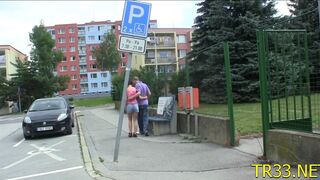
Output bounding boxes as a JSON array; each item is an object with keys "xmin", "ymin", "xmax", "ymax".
[{"xmin": 127, "ymin": 104, "xmax": 139, "ymax": 113}]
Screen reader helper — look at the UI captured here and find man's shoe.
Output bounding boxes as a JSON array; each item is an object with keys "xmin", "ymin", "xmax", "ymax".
[{"xmin": 145, "ymin": 132, "xmax": 149, "ymax": 136}]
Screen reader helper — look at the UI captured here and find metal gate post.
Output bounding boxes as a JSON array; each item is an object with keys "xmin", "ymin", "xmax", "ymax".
[
  {"xmin": 223, "ymin": 42, "xmax": 235, "ymax": 146},
  {"xmin": 257, "ymin": 30, "xmax": 270, "ymax": 157}
]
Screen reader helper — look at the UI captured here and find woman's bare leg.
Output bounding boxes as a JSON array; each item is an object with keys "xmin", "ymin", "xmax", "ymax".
[{"xmin": 132, "ymin": 112, "xmax": 138, "ymax": 134}]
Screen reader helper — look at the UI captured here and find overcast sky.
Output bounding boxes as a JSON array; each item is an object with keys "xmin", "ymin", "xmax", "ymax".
[{"xmin": 0, "ymin": 1, "xmax": 291, "ymax": 56}]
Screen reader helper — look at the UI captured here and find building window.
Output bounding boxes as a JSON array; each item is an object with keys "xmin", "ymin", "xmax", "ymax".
[
  {"xmin": 98, "ymin": 35, "xmax": 105, "ymax": 41},
  {"xmin": 69, "ymin": 37, "xmax": 75, "ymax": 43},
  {"xmin": 91, "ymin": 83, "xmax": 98, "ymax": 88},
  {"xmin": 58, "ymin": 38, "xmax": 65, "ymax": 43},
  {"xmin": 49, "ymin": 30, "xmax": 55, "ymax": 35},
  {"xmin": 159, "ymin": 51, "xmax": 172, "ymax": 58},
  {"xmin": 87, "ymin": 26, "xmax": 95, "ymax": 31},
  {"xmin": 62, "ymin": 56, "xmax": 67, "ymax": 62},
  {"xmin": 72, "ymin": 84, "xmax": 77, "ymax": 90},
  {"xmin": 90, "ymin": 55, "xmax": 96, "ymax": 60},
  {"xmin": 147, "ymin": 51, "xmax": 155, "ymax": 58},
  {"xmin": 70, "ymin": 56, "xmax": 76, "ymax": 61},
  {"xmin": 101, "ymin": 73, "xmax": 108, "ymax": 78},
  {"xmin": 90, "ymin": 46, "xmax": 96, "ymax": 51},
  {"xmin": 59, "ymin": 47, "xmax": 66, "ymax": 53},
  {"xmin": 72, "ymin": 74, "xmax": 77, "ymax": 80},
  {"xmin": 70, "ymin": 46, "xmax": 75, "ymax": 52},
  {"xmin": 88, "ymin": 36, "xmax": 95, "ymax": 41},
  {"xmin": 91, "ymin": 73, "xmax": 97, "ymax": 79},
  {"xmin": 58, "ymin": 28, "xmax": 65, "ymax": 34},
  {"xmin": 178, "ymin": 49, "xmax": 187, "ymax": 58},
  {"xmin": 101, "ymin": 82, "xmax": 108, "ymax": 87},
  {"xmin": 71, "ymin": 65, "xmax": 77, "ymax": 71},
  {"xmin": 177, "ymin": 35, "xmax": 186, "ymax": 43},
  {"xmin": 121, "ymin": 53, "xmax": 126, "ymax": 58},
  {"xmin": 61, "ymin": 66, "xmax": 67, "ymax": 72},
  {"xmin": 69, "ymin": 28, "xmax": 74, "ymax": 34},
  {"xmin": 98, "ymin": 26, "xmax": 104, "ymax": 31},
  {"xmin": 90, "ymin": 64, "xmax": 97, "ymax": 70}
]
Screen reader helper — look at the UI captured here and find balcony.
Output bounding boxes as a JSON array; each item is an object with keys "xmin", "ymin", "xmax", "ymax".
[
  {"xmin": 80, "ymin": 78, "xmax": 88, "ymax": 83},
  {"xmin": 78, "ymin": 41, "xmax": 86, "ymax": 45},
  {"xmin": 145, "ymin": 57, "xmax": 176, "ymax": 64},
  {"xmin": 78, "ymin": 31, "xmax": 85, "ymax": 36},
  {"xmin": 81, "ymin": 88, "xmax": 89, "ymax": 93},
  {"xmin": 78, "ymin": 50, "xmax": 86, "ymax": 55},
  {"xmin": 79, "ymin": 60, "xmax": 87, "ymax": 65},
  {"xmin": 146, "ymin": 42, "xmax": 175, "ymax": 49},
  {"xmin": 80, "ymin": 69, "xmax": 87, "ymax": 73}
]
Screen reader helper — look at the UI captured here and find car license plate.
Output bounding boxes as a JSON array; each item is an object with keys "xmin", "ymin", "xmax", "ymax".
[{"xmin": 37, "ymin": 126, "xmax": 53, "ymax": 131}]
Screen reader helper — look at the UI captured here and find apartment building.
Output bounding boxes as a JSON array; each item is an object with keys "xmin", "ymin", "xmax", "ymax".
[
  {"xmin": 117, "ymin": 28, "xmax": 193, "ymax": 74},
  {"xmin": 46, "ymin": 20, "xmax": 192, "ymax": 95},
  {"xmin": 0, "ymin": 45, "xmax": 27, "ymax": 80},
  {"xmin": 145, "ymin": 28, "xmax": 193, "ymax": 73},
  {"xmin": 47, "ymin": 22, "xmax": 114, "ymax": 95}
]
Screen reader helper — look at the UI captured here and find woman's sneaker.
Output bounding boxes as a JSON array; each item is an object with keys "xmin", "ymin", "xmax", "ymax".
[
  {"xmin": 133, "ymin": 133, "xmax": 138, "ymax": 137},
  {"xmin": 128, "ymin": 133, "xmax": 132, "ymax": 137}
]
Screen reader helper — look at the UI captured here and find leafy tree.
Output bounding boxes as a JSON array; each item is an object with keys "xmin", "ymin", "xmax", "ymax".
[
  {"xmin": 92, "ymin": 32, "xmax": 121, "ymax": 72},
  {"xmin": 188, "ymin": 0, "xmax": 277, "ymax": 103},
  {"xmin": 0, "ymin": 69, "xmax": 8, "ymax": 108},
  {"xmin": 111, "ymin": 67, "xmax": 166, "ymax": 105},
  {"xmin": 6, "ymin": 24, "xmax": 69, "ymax": 109},
  {"xmin": 169, "ymin": 68, "xmax": 187, "ymax": 97}
]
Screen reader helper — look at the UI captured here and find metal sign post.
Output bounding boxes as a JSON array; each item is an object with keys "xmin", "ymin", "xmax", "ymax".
[
  {"xmin": 114, "ymin": 0, "xmax": 151, "ymax": 162},
  {"xmin": 113, "ymin": 53, "xmax": 132, "ymax": 162}
]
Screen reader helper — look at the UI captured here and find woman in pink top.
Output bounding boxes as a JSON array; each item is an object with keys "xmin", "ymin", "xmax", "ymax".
[{"xmin": 127, "ymin": 81, "xmax": 140, "ymax": 137}]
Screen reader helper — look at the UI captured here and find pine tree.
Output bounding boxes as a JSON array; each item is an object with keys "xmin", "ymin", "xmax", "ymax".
[
  {"xmin": 288, "ymin": 0, "xmax": 320, "ymax": 92},
  {"xmin": 188, "ymin": 0, "xmax": 277, "ymax": 103}
]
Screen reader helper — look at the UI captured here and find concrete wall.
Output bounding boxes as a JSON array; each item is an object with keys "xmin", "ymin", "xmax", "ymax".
[
  {"xmin": 267, "ymin": 129, "xmax": 320, "ymax": 164},
  {"xmin": 149, "ymin": 108, "xmax": 231, "ymax": 146},
  {"xmin": 177, "ymin": 112, "xmax": 231, "ymax": 146}
]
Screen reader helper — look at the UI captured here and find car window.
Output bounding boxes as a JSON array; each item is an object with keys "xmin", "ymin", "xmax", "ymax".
[{"xmin": 29, "ymin": 99, "xmax": 66, "ymax": 111}]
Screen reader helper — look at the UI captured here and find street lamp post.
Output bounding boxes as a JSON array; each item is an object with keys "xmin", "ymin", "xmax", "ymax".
[{"xmin": 153, "ymin": 32, "xmax": 158, "ymax": 77}]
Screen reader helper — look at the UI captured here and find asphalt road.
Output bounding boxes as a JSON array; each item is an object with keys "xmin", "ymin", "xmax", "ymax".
[{"xmin": 0, "ymin": 114, "xmax": 92, "ymax": 180}]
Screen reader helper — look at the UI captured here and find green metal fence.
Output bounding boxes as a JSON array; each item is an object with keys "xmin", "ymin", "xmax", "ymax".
[{"xmin": 257, "ymin": 29, "xmax": 320, "ymax": 154}]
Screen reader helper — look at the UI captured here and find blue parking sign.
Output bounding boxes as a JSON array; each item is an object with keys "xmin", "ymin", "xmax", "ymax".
[{"xmin": 121, "ymin": 0, "xmax": 152, "ymax": 38}]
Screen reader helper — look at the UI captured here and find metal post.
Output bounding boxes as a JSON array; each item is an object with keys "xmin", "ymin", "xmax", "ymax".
[
  {"xmin": 113, "ymin": 53, "xmax": 132, "ymax": 162},
  {"xmin": 18, "ymin": 86, "xmax": 21, "ymax": 113},
  {"xmin": 318, "ymin": 0, "xmax": 320, "ymax": 28},
  {"xmin": 223, "ymin": 42, "xmax": 235, "ymax": 146},
  {"xmin": 186, "ymin": 58, "xmax": 190, "ymax": 86},
  {"xmin": 153, "ymin": 32, "xmax": 158, "ymax": 77},
  {"xmin": 257, "ymin": 30, "xmax": 270, "ymax": 157}
]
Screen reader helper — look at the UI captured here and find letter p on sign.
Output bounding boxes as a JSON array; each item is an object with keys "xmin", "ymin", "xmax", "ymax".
[
  {"xmin": 121, "ymin": 0, "xmax": 152, "ymax": 38},
  {"xmin": 129, "ymin": 5, "xmax": 144, "ymax": 24}
]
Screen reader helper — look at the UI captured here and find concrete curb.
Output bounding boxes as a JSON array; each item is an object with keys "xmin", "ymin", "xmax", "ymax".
[{"xmin": 75, "ymin": 111, "xmax": 102, "ymax": 179}]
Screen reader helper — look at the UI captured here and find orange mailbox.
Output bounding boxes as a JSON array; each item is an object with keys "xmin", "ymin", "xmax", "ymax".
[{"xmin": 178, "ymin": 86, "xmax": 199, "ymax": 110}]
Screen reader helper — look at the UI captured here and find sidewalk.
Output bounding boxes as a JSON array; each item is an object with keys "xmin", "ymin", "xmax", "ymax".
[{"xmin": 76, "ymin": 106, "xmax": 261, "ymax": 180}]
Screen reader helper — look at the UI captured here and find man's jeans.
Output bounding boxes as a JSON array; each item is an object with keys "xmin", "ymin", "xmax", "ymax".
[{"xmin": 138, "ymin": 105, "xmax": 148, "ymax": 134}]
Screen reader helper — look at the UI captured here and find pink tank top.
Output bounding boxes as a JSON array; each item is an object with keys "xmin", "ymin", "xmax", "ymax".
[{"xmin": 127, "ymin": 86, "xmax": 138, "ymax": 104}]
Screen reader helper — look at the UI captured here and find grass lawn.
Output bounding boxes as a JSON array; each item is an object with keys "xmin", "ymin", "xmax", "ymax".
[
  {"xmin": 195, "ymin": 103, "xmax": 262, "ymax": 135},
  {"xmin": 74, "ymin": 96, "xmax": 113, "ymax": 107},
  {"xmin": 195, "ymin": 93, "xmax": 320, "ymax": 135}
]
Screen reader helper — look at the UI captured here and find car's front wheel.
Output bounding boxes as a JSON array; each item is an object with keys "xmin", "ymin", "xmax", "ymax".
[
  {"xmin": 23, "ymin": 132, "xmax": 32, "ymax": 139},
  {"xmin": 66, "ymin": 125, "xmax": 72, "ymax": 135}
]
